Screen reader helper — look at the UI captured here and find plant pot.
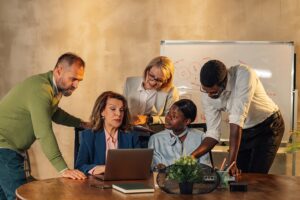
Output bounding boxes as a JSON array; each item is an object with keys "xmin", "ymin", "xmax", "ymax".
[{"xmin": 179, "ymin": 182, "xmax": 194, "ymax": 194}]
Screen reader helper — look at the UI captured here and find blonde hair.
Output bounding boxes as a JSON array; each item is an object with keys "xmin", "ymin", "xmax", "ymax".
[{"xmin": 143, "ymin": 56, "xmax": 175, "ymax": 92}]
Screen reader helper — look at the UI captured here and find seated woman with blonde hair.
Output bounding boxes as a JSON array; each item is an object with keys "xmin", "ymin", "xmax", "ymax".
[{"xmin": 75, "ymin": 91, "xmax": 140, "ymax": 175}]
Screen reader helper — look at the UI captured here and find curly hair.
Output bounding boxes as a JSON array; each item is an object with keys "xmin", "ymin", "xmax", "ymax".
[
  {"xmin": 173, "ymin": 99, "xmax": 197, "ymax": 122},
  {"xmin": 200, "ymin": 60, "xmax": 227, "ymax": 87}
]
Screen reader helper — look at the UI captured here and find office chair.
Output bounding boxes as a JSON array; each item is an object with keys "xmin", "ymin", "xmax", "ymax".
[
  {"xmin": 74, "ymin": 127, "xmax": 84, "ymax": 168},
  {"xmin": 187, "ymin": 123, "xmax": 215, "ymax": 169},
  {"xmin": 132, "ymin": 124, "xmax": 165, "ymax": 148},
  {"xmin": 24, "ymin": 151, "xmax": 36, "ymax": 182}
]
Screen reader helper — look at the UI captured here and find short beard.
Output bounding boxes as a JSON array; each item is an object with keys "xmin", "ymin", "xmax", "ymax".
[
  {"xmin": 61, "ymin": 90, "xmax": 72, "ymax": 96},
  {"xmin": 57, "ymin": 79, "xmax": 74, "ymax": 96},
  {"xmin": 57, "ymin": 87, "xmax": 72, "ymax": 96},
  {"xmin": 57, "ymin": 82, "xmax": 74, "ymax": 97}
]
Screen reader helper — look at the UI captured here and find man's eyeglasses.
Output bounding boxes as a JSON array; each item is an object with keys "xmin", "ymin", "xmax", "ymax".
[
  {"xmin": 200, "ymin": 76, "xmax": 227, "ymax": 99},
  {"xmin": 200, "ymin": 85, "xmax": 225, "ymax": 99},
  {"xmin": 148, "ymin": 71, "xmax": 165, "ymax": 84}
]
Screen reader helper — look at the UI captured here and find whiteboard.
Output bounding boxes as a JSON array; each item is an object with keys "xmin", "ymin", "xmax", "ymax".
[{"xmin": 161, "ymin": 40, "xmax": 295, "ymax": 143}]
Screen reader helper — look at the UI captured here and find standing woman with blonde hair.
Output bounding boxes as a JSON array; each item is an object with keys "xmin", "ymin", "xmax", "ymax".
[{"xmin": 124, "ymin": 56, "xmax": 179, "ymax": 125}]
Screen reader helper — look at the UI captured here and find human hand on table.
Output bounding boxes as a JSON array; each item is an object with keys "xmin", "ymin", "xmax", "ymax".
[
  {"xmin": 60, "ymin": 169, "xmax": 87, "ymax": 180},
  {"xmin": 92, "ymin": 165, "xmax": 106, "ymax": 175},
  {"xmin": 228, "ymin": 162, "xmax": 242, "ymax": 177}
]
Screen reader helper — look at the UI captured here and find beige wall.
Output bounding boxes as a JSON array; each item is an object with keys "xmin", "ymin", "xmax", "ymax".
[{"xmin": 1, "ymin": 0, "xmax": 300, "ymax": 179}]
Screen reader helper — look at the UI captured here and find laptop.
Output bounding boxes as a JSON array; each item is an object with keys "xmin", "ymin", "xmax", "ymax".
[{"xmin": 94, "ymin": 149, "xmax": 153, "ymax": 181}]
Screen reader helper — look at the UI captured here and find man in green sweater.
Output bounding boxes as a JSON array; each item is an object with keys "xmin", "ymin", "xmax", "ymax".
[{"xmin": 0, "ymin": 53, "xmax": 88, "ymax": 200}]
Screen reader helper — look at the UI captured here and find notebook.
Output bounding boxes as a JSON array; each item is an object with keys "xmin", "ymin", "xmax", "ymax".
[
  {"xmin": 94, "ymin": 149, "xmax": 153, "ymax": 181},
  {"xmin": 112, "ymin": 182, "xmax": 154, "ymax": 194}
]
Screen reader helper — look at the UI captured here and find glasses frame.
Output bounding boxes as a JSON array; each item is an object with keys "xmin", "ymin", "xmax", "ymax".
[
  {"xmin": 200, "ymin": 75, "xmax": 227, "ymax": 97},
  {"xmin": 147, "ymin": 71, "xmax": 165, "ymax": 84}
]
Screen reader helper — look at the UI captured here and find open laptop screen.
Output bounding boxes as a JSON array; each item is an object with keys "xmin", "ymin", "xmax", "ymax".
[{"xmin": 96, "ymin": 149, "xmax": 153, "ymax": 181}]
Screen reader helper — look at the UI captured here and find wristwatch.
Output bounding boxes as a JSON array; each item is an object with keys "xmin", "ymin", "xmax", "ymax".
[{"xmin": 146, "ymin": 116, "xmax": 153, "ymax": 125}]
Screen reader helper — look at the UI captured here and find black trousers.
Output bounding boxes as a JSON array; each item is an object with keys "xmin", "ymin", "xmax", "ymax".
[{"xmin": 237, "ymin": 111, "xmax": 285, "ymax": 173}]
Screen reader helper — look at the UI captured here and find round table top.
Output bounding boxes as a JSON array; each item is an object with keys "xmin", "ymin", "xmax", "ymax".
[{"xmin": 16, "ymin": 173, "xmax": 300, "ymax": 200}]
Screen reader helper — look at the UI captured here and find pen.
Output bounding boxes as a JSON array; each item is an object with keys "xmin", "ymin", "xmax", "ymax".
[
  {"xmin": 225, "ymin": 161, "xmax": 236, "ymax": 172},
  {"xmin": 220, "ymin": 158, "xmax": 226, "ymax": 170}
]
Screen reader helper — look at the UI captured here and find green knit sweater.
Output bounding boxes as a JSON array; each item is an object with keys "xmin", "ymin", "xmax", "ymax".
[{"xmin": 0, "ymin": 71, "xmax": 81, "ymax": 172}]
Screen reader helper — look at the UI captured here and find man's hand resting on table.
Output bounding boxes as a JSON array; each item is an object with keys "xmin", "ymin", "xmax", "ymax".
[{"xmin": 60, "ymin": 169, "xmax": 87, "ymax": 180}]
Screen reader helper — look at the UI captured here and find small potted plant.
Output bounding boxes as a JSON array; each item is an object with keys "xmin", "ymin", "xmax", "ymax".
[{"xmin": 167, "ymin": 156, "xmax": 203, "ymax": 194}]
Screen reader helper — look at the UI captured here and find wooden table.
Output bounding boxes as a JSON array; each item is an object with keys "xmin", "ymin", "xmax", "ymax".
[{"xmin": 16, "ymin": 173, "xmax": 300, "ymax": 200}]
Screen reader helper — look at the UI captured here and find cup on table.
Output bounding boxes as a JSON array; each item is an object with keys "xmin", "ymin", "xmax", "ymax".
[{"xmin": 217, "ymin": 170, "xmax": 230, "ymax": 189}]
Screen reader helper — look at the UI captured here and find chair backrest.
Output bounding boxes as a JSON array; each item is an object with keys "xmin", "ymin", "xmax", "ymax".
[
  {"xmin": 24, "ymin": 151, "xmax": 31, "ymax": 177},
  {"xmin": 24, "ymin": 151, "xmax": 36, "ymax": 182},
  {"xmin": 74, "ymin": 127, "xmax": 84, "ymax": 168},
  {"xmin": 187, "ymin": 123, "xmax": 214, "ymax": 169},
  {"xmin": 132, "ymin": 124, "xmax": 165, "ymax": 148},
  {"xmin": 187, "ymin": 123, "xmax": 207, "ymax": 131}
]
